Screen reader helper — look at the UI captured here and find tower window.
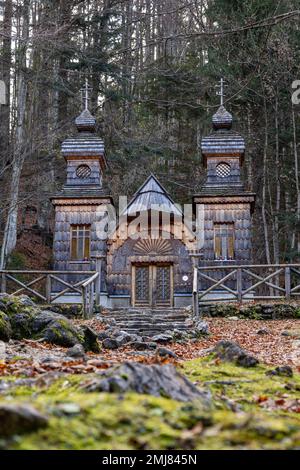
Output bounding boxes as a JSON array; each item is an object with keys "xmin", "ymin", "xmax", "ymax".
[
  {"xmin": 216, "ymin": 162, "xmax": 231, "ymax": 178},
  {"xmin": 76, "ymin": 164, "xmax": 91, "ymax": 179},
  {"xmin": 214, "ymin": 223, "xmax": 234, "ymax": 260},
  {"xmin": 71, "ymin": 225, "xmax": 90, "ymax": 260}
]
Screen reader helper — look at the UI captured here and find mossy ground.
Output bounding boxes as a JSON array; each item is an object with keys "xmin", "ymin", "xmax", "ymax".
[{"xmin": 0, "ymin": 358, "xmax": 299, "ymax": 450}]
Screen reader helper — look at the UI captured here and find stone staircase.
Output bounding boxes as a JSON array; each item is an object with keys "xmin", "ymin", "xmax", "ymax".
[{"xmin": 97, "ymin": 307, "xmax": 195, "ymax": 336}]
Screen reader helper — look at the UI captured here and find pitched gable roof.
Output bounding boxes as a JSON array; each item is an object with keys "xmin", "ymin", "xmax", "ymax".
[{"xmin": 123, "ymin": 175, "xmax": 182, "ymax": 216}]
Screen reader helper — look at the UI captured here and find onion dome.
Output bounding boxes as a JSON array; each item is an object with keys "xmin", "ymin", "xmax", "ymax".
[
  {"xmin": 212, "ymin": 105, "xmax": 233, "ymax": 130},
  {"xmin": 75, "ymin": 108, "xmax": 96, "ymax": 133},
  {"xmin": 61, "ymin": 103, "xmax": 106, "ymax": 171},
  {"xmin": 201, "ymin": 104, "xmax": 244, "ymax": 163}
]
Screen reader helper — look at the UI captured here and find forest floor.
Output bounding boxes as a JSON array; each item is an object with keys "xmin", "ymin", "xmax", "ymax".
[{"xmin": 1, "ymin": 318, "xmax": 300, "ymax": 450}]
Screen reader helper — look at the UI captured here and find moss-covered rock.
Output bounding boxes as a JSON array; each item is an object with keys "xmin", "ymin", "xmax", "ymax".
[
  {"xmin": 81, "ymin": 326, "xmax": 101, "ymax": 353},
  {"xmin": 201, "ymin": 303, "xmax": 240, "ymax": 318},
  {"xmin": 0, "ymin": 295, "xmax": 38, "ymax": 339},
  {"xmin": 0, "ymin": 404, "xmax": 48, "ymax": 437},
  {"xmin": 82, "ymin": 362, "xmax": 212, "ymax": 405},
  {"xmin": 0, "ymin": 295, "xmax": 92, "ymax": 349},
  {"xmin": 0, "ymin": 311, "xmax": 12, "ymax": 342},
  {"xmin": 212, "ymin": 340, "xmax": 259, "ymax": 367},
  {"xmin": 31, "ymin": 310, "xmax": 67, "ymax": 333},
  {"xmin": 40, "ymin": 318, "xmax": 84, "ymax": 347},
  {"xmin": 9, "ymin": 311, "xmax": 36, "ymax": 340},
  {"xmin": 46, "ymin": 304, "xmax": 83, "ymax": 318}
]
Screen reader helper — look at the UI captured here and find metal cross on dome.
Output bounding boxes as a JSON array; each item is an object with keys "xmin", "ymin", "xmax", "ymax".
[
  {"xmin": 215, "ymin": 78, "xmax": 228, "ymax": 106},
  {"xmin": 80, "ymin": 78, "xmax": 92, "ymax": 111}
]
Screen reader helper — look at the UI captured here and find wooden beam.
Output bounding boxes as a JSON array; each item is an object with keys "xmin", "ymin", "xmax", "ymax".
[
  {"xmin": 199, "ymin": 270, "xmax": 237, "ymax": 297},
  {"xmin": 242, "ymin": 268, "xmax": 285, "ymax": 293},
  {"xmin": 243, "ymin": 268, "xmax": 283, "ymax": 295},
  {"xmin": 6, "ymin": 275, "xmax": 47, "ymax": 301},
  {"xmin": 50, "ymin": 274, "xmax": 82, "ymax": 294},
  {"xmin": 12, "ymin": 275, "xmax": 46, "ymax": 296},
  {"xmin": 198, "ymin": 270, "xmax": 238, "ymax": 298}
]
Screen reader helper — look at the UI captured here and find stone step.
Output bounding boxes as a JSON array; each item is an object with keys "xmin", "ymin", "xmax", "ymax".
[
  {"xmin": 105, "ymin": 310, "xmax": 189, "ymax": 316},
  {"xmin": 109, "ymin": 314, "xmax": 189, "ymax": 320},
  {"xmin": 106, "ymin": 320, "xmax": 190, "ymax": 326},
  {"xmin": 99, "ymin": 306, "xmax": 194, "ymax": 335},
  {"xmin": 123, "ymin": 329, "xmax": 191, "ymax": 335},
  {"xmin": 107, "ymin": 323, "xmax": 191, "ymax": 331},
  {"xmin": 110, "ymin": 318, "xmax": 189, "ymax": 325},
  {"xmin": 103, "ymin": 314, "xmax": 189, "ymax": 320}
]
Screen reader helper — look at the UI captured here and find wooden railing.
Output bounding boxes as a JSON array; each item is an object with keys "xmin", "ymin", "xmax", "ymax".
[
  {"xmin": 192, "ymin": 264, "xmax": 300, "ymax": 314},
  {"xmin": 81, "ymin": 272, "xmax": 99, "ymax": 318},
  {"xmin": 192, "ymin": 267, "xmax": 199, "ymax": 318},
  {"xmin": 0, "ymin": 270, "xmax": 100, "ymax": 318}
]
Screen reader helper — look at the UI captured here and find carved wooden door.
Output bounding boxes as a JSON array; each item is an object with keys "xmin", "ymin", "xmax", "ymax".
[
  {"xmin": 132, "ymin": 264, "xmax": 172, "ymax": 308},
  {"xmin": 155, "ymin": 265, "xmax": 172, "ymax": 307},
  {"xmin": 134, "ymin": 265, "xmax": 150, "ymax": 307}
]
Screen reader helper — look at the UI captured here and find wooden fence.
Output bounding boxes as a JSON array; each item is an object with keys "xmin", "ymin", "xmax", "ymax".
[
  {"xmin": 0, "ymin": 269, "xmax": 100, "ymax": 318},
  {"xmin": 194, "ymin": 264, "xmax": 300, "ymax": 311}
]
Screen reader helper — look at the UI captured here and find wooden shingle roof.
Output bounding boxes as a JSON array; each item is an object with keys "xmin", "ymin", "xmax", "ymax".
[
  {"xmin": 201, "ymin": 105, "xmax": 245, "ymax": 157},
  {"xmin": 61, "ymin": 107, "xmax": 107, "ymax": 169},
  {"xmin": 123, "ymin": 175, "xmax": 182, "ymax": 216}
]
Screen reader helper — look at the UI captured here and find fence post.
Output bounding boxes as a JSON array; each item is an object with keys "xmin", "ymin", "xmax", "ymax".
[
  {"xmin": 285, "ymin": 266, "xmax": 291, "ymax": 300},
  {"xmin": 1, "ymin": 273, "xmax": 6, "ymax": 293},
  {"xmin": 236, "ymin": 268, "xmax": 242, "ymax": 302},
  {"xmin": 193, "ymin": 266, "xmax": 199, "ymax": 318},
  {"xmin": 89, "ymin": 282, "xmax": 94, "ymax": 318},
  {"xmin": 82, "ymin": 286, "xmax": 88, "ymax": 319},
  {"xmin": 46, "ymin": 275, "xmax": 51, "ymax": 303},
  {"xmin": 94, "ymin": 256, "xmax": 105, "ymax": 309}
]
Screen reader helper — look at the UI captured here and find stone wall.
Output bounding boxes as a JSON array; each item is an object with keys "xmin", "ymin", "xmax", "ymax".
[{"xmin": 200, "ymin": 302, "xmax": 300, "ymax": 320}]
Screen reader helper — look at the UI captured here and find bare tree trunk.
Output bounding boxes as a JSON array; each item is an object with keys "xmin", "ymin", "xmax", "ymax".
[
  {"xmin": 0, "ymin": 0, "xmax": 30, "ymax": 269},
  {"xmin": 292, "ymin": 106, "xmax": 300, "ymax": 259},
  {"xmin": 273, "ymin": 94, "xmax": 280, "ymax": 287},
  {"xmin": 262, "ymin": 97, "xmax": 271, "ymax": 265},
  {"xmin": 0, "ymin": 0, "xmax": 12, "ymax": 175},
  {"xmin": 57, "ymin": 0, "xmax": 71, "ymax": 125}
]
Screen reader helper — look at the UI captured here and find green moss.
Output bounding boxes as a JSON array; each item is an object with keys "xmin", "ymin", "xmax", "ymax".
[
  {"xmin": 41, "ymin": 318, "xmax": 84, "ymax": 347},
  {"xmin": 182, "ymin": 358, "xmax": 300, "ymax": 410},
  {"xmin": 294, "ymin": 308, "xmax": 300, "ymax": 318},
  {"xmin": 0, "ymin": 311, "xmax": 12, "ymax": 341},
  {"xmin": 6, "ymin": 252, "xmax": 27, "ymax": 270},
  {"xmin": 0, "ymin": 359, "xmax": 299, "ymax": 450},
  {"xmin": 7, "ymin": 309, "xmax": 37, "ymax": 340}
]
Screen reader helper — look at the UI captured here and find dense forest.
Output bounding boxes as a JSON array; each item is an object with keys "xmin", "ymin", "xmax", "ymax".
[{"xmin": 0, "ymin": 0, "xmax": 299, "ymax": 268}]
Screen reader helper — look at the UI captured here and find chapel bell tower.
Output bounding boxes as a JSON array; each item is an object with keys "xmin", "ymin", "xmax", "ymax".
[
  {"xmin": 51, "ymin": 81, "xmax": 113, "ymax": 283},
  {"xmin": 194, "ymin": 79, "xmax": 255, "ymax": 265}
]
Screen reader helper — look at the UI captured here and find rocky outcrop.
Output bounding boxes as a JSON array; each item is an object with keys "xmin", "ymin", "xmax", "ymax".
[
  {"xmin": 213, "ymin": 340, "xmax": 259, "ymax": 367},
  {"xmin": 266, "ymin": 366, "xmax": 293, "ymax": 378},
  {"xmin": 0, "ymin": 294, "xmax": 100, "ymax": 352},
  {"xmin": 82, "ymin": 361, "xmax": 212, "ymax": 405},
  {"xmin": 0, "ymin": 404, "xmax": 48, "ymax": 437}
]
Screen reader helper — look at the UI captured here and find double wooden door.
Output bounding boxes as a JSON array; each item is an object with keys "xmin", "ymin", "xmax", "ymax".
[{"xmin": 132, "ymin": 264, "xmax": 173, "ymax": 308}]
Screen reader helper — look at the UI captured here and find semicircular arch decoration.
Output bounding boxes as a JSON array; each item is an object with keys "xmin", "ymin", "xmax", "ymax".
[{"xmin": 133, "ymin": 239, "xmax": 173, "ymax": 256}]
